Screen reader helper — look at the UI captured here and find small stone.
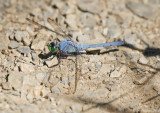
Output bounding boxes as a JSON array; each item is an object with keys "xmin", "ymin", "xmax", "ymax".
[
  {"xmin": 94, "ymin": 88, "xmax": 109, "ymax": 98},
  {"xmin": 110, "ymin": 70, "xmax": 121, "ymax": 78},
  {"xmin": 12, "ymin": 49, "xmax": 21, "ymax": 57},
  {"xmin": 11, "ymin": 91, "xmax": 20, "ymax": 96},
  {"xmin": 35, "ymin": 72, "xmax": 46, "ymax": 83},
  {"xmin": 102, "ymin": 27, "xmax": 108, "ymax": 36},
  {"xmin": 19, "ymin": 63, "xmax": 35, "ymax": 73},
  {"xmin": 2, "ymin": 82, "xmax": 12, "ymax": 90},
  {"xmin": 100, "ymin": 64, "xmax": 114, "ymax": 75},
  {"xmin": 70, "ymin": 104, "xmax": 82, "ymax": 112},
  {"xmin": 22, "ymin": 33, "xmax": 31, "ymax": 46},
  {"xmin": 8, "ymin": 71, "xmax": 24, "ymax": 91},
  {"xmin": 126, "ymin": 1, "xmax": 155, "ymax": 20},
  {"xmin": 48, "ymin": 76, "xmax": 59, "ymax": 86},
  {"xmin": 139, "ymin": 56, "xmax": 148, "ymax": 64},
  {"xmin": 8, "ymin": 40, "xmax": 19, "ymax": 49},
  {"xmin": 107, "ymin": 26, "xmax": 121, "ymax": 39},
  {"xmin": 31, "ymin": 33, "xmax": 47, "ymax": 51},
  {"xmin": 15, "ymin": 31, "xmax": 23, "ymax": 42},
  {"xmin": 129, "ymin": 101, "xmax": 138, "ymax": 109},
  {"xmin": 45, "ymin": 57, "xmax": 59, "ymax": 68},
  {"xmin": 124, "ymin": 34, "xmax": 142, "ymax": 49},
  {"xmin": 77, "ymin": 0, "xmax": 104, "ymax": 14},
  {"xmin": 153, "ymin": 84, "xmax": 160, "ymax": 94},
  {"xmin": 80, "ymin": 13, "xmax": 96, "ymax": 28},
  {"xmin": 134, "ymin": 76, "xmax": 148, "ymax": 85},
  {"xmin": 61, "ymin": 5, "xmax": 75, "ymax": 15},
  {"xmin": 17, "ymin": 46, "xmax": 31, "ymax": 54},
  {"xmin": 31, "ymin": 52, "xmax": 37, "ymax": 61},
  {"xmin": 61, "ymin": 77, "xmax": 68, "ymax": 85},
  {"xmin": 65, "ymin": 14, "xmax": 77, "ymax": 29},
  {"xmin": 0, "ymin": 34, "xmax": 10, "ymax": 51},
  {"xmin": 51, "ymin": 87, "xmax": 60, "ymax": 94}
]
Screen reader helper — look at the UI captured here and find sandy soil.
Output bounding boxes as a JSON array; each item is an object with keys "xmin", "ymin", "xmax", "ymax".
[{"xmin": 0, "ymin": 0, "xmax": 160, "ymax": 113}]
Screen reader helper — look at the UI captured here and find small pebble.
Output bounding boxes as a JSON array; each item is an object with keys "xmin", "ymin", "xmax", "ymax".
[
  {"xmin": 51, "ymin": 87, "xmax": 60, "ymax": 94},
  {"xmin": 31, "ymin": 52, "xmax": 37, "ymax": 61},
  {"xmin": 45, "ymin": 57, "xmax": 59, "ymax": 68},
  {"xmin": 19, "ymin": 63, "xmax": 35, "ymax": 72},
  {"xmin": 17, "ymin": 46, "xmax": 31, "ymax": 54},
  {"xmin": 139, "ymin": 56, "xmax": 148, "ymax": 64},
  {"xmin": 126, "ymin": 1, "xmax": 155, "ymax": 20},
  {"xmin": 110, "ymin": 70, "xmax": 121, "ymax": 78},
  {"xmin": 8, "ymin": 40, "xmax": 19, "ymax": 49},
  {"xmin": 2, "ymin": 82, "xmax": 12, "ymax": 90},
  {"xmin": 61, "ymin": 77, "xmax": 68, "ymax": 85},
  {"xmin": 15, "ymin": 31, "xmax": 23, "ymax": 42}
]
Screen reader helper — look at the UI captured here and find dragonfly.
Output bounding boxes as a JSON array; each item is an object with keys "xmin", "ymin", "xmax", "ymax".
[{"xmin": 27, "ymin": 17, "xmax": 125, "ymax": 93}]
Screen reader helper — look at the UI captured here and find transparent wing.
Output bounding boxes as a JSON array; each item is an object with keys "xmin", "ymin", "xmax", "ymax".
[
  {"xmin": 26, "ymin": 18, "xmax": 65, "ymax": 37},
  {"xmin": 47, "ymin": 18, "xmax": 72, "ymax": 39}
]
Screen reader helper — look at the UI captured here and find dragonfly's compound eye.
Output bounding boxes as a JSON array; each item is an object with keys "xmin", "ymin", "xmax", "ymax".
[{"xmin": 50, "ymin": 42, "xmax": 55, "ymax": 47}]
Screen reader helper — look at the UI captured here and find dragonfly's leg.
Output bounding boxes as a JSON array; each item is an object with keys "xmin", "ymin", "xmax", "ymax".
[{"xmin": 49, "ymin": 52, "xmax": 61, "ymax": 68}]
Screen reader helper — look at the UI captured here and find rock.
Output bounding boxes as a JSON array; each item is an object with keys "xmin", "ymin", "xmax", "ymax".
[
  {"xmin": 129, "ymin": 101, "xmax": 138, "ymax": 109},
  {"xmin": 153, "ymin": 84, "xmax": 160, "ymax": 94},
  {"xmin": 100, "ymin": 64, "xmax": 114, "ymax": 75},
  {"xmin": 94, "ymin": 88, "xmax": 109, "ymax": 98},
  {"xmin": 65, "ymin": 14, "xmax": 77, "ymax": 29},
  {"xmin": 139, "ymin": 56, "xmax": 148, "ymax": 64},
  {"xmin": 8, "ymin": 40, "xmax": 19, "ymax": 49},
  {"xmin": 45, "ymin": 57, "xmax": 59, "ymax": 68},
  {"xmin": 17, "ymin": 46, "xmax": 31, "ymax": 54},
  {"xmin": 48, "ymin": 75, "xmax": 59, "ymax": 86},
  {"xmin": 70, "ymin": 103, "xmax": 82, "ymax": 112},
  {"xmin": 80, "ymin": 13, "xmax": 96, "ymax": 28},
  {"xmin": 35, "ymin": 72, "xmax": 46, "ymax": 83},
  {"xmin": 19, "ymin": 63, "xmax": 35, "ymax": 73},
  {"xmin": 31, "ymin": 33, "xmax": 47, "ymax": 51},
  {"xmin": 125, "ymin": 52, "xmax": 139, "ymax": 62},
  {"xmin": 107, "ymin": 26, "xmax": 121, "ymax": 39},
  {"xmin": 2, "ymin": 82, "xmax": 12, "ymax": 90},
  {"xmin": 110, "ymin": 70, "xmax": 121, "ymax": 78},
  {"xmin": 12, "ymin": 49, "xmax": 21, "ymax": 57},
  {"xmin": 51, "ymin": 87, "xmax": 60, "ymax": 94},
  {"xmin": 61, "ymin": 5, "xmax": 75, "ymax": 15},
  {"xmin": 102, "ymin": 27, "xmax": 108, "ymax": 36},
  {"xmin": 22, "ymin": 32, "xmax": 31, "ymax": 46},
  {"xmin": 31, "ymin": 52, "xmax": 37, "ymax": 61},
  {"xmin": 133, "ymin": 76, "xmax": 148, "ymax": 85},
  {"xmin": 10, "ymin": 91, "xmax": 20, "ymax": 96},
  {"xmin": 0, "ymin": 34, "xmax": 10, "ymax": 51},
  {"xmin": 124, "ymin": 34, "xmax": 142, "ymax": 49},
  {"xmin": 126, "ymin": 1, "xmax": 155, "ymax": 20},
  {"xmin": 77, "ymin": 0, "xmax": 104, "ymax": 14},
  {"xmin": 61, "ymin": 77, "xmax": 68, "ymax": 85},
  {"xmin": 15, "ymin": 31, "xmax": 24, "ymax": 42},
  {"xmin": 8, "ymin": 71, "xmax": 24, "ymax": 91}
]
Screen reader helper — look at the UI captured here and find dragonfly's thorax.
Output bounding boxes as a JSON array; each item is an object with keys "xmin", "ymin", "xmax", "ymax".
[{"xmin": 57, "ymin": 38, "xmax": 78, "ymax": 55}]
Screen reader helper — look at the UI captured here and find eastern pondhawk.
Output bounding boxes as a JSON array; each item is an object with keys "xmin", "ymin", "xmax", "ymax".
[{"xmin": 27, "ymin": 18, "xmax": 125, "ymax": 93}]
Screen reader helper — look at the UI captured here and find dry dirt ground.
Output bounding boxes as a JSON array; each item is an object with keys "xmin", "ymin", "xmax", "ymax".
[{"xmin": 0, "ymin": 0, "xmax": 160, "ymax": 113}]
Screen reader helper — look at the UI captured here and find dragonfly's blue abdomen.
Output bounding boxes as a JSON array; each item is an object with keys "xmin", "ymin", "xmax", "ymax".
[{"xmin": 77, "ymin": 41, "xmax": 125, "ymax": 51}]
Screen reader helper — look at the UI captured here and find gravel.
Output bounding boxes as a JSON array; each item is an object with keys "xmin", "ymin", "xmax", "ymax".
[{"xmin": 0, "ymin": 0, "xmax": 159, "ymax": 112}]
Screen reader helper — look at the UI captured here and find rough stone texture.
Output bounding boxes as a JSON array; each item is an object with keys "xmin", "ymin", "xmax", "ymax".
[
  {"xmin": 0, "ymin": 0, "xmax": 160, "ymax": 112},
  {"xmin": 126, "ymin": 1, "xmax": 155, "ymax": 20}
]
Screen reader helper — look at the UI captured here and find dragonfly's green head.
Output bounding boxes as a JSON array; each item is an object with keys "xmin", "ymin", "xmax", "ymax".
[{"xmin": 48, "ymin": 42, "xmax": 58, "ymax": 53}]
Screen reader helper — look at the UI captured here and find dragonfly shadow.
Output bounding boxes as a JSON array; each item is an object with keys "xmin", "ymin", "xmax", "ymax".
[
  {"xmin": 84, "ymin": 49, "xmax": 119, "ymax": 55},
  {"xmin": 38, "ymin": 49, "xmax": 120, "ymax": 59},
  {"xmin": 124, "ymin": 43, "xmax": 160, "ymax": 57},
  {"xmin": 38, "ymin": 52, "xmax": 53, "ymax": 59}
]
